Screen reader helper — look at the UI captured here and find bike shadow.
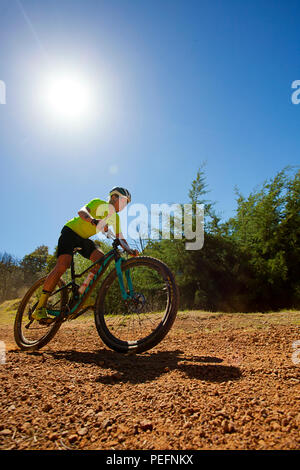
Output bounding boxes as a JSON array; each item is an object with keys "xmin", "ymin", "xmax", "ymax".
[{"xmin": 48, "ymin": 348, "xmax": 241, "ymax": 385}]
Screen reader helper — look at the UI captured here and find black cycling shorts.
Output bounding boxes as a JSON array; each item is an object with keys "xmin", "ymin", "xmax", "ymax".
[{"xmin": 56, "ymin": 226, "xmax": 96, "ymax": 259}]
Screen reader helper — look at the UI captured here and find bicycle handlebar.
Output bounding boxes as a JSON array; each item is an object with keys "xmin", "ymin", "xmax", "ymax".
[{"xmin": 101, "ymin": 228, "xmax": 135, "ymax": 255}]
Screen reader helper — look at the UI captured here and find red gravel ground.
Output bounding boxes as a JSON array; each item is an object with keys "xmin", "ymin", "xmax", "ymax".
[{"xmin": 0, "ymin": 311, "xmax": 299, "ymax": 451}]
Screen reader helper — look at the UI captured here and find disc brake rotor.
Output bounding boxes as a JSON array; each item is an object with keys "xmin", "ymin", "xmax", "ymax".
[{"xmin": 125, "ymin": 292, "xmax": 146, "ymax": 313}]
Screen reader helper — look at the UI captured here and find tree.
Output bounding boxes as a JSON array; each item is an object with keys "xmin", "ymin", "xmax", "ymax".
[
  {"xmin": 20, "ymin": 245, "xmax": 49, "ymax": 286},
  {"xmin": 188, "ymin": 162, "xmax": 221, "ymax": 234},
  {"xmin": 0, "ymin": 252, "xmax": 23, "ymax": 301},
  {"xmin": 227, "ymin": 167, "xmax": 300, "ymax": 309}
]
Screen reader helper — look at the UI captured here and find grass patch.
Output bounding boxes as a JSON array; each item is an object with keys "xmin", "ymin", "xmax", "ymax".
[
  {"xmin": 0, "ymin": 299, "xmax": 21, "ymax": 325},
  {"xmin": 0, "ymin": 298, "xmax": 299, "ymax": 330}
]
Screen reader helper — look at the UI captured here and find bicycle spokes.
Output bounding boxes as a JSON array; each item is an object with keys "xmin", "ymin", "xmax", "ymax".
[
  {"xmin": 100, "ymin": 261, "xmax": 171, "ymax": 343},
  {"xmin": 15, "ymin": 279, "xmax": 67, "ymax": 349}
]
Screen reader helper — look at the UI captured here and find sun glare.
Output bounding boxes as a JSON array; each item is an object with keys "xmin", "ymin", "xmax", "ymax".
[{"xmin": 40, "ymin": 70, "xmax": 94, "ymax": 125}]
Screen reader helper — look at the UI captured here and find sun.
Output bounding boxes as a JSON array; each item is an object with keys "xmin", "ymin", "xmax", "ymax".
[{"xmin": 40, "ymin": 69, "xmax": 94, "ymax": 125}]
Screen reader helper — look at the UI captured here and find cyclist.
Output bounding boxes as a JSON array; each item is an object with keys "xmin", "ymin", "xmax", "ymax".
[{"xmin": 32, "ymin": 187, "xmax": 138, "ymax": 324}]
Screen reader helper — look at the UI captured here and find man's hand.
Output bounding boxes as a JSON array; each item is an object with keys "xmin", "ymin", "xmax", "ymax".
[{"xmin": 117, "ymin": 235, "xmax": 139, "ymax": 256}]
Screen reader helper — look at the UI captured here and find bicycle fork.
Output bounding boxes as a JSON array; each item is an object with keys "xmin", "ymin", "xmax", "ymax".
[{"xmin": 115, "ymin": 258, "xmax": 135, "ymax": 300}]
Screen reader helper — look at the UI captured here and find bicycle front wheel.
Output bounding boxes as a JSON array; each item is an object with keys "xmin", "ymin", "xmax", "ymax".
[
  {"xmin": 94, "ymin": 256, "xmax": 179, "ymax": 354},
  {"xmin": 14, "ymin": 277, "xmax": 68, "ymax": 351}
]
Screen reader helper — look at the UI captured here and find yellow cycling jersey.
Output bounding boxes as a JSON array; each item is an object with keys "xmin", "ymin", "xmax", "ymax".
[{"xmin": 65, "ymin": 198, "xmax": 121, "ymax": 239}]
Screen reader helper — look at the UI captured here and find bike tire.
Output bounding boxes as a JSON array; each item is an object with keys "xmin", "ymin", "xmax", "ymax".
[
  {"xmin": 14, "ymin": 277, "xmax": 68, "ymax": 351},
  {"xmin": 94, "ymin": 256, "xmax": 179, "ymax": 354}
]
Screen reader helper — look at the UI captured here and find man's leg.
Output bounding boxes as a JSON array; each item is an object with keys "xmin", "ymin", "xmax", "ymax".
[
  {"xmin": 43, "ymin": 254, "xmax": 72, "ymax": 292},
  {"xmin": 79, "ymin": 248, "xmax": 104, "ymax": 309},
  {"xmin": 89, "ymin": 248, "xmax": 104, "ymax": 273},
  {"xmin": 33, "ymin": 254, "xmax": 72, "ymax": 322}
]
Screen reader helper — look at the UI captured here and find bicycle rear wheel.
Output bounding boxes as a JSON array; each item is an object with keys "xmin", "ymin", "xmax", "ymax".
[
  {"xmin": 94, "ymin": 256, "xmax": 179, "ymax": 354},
  {"xmin": 14, "ymin": 277, "xmax": 68, "ymax": 351}
]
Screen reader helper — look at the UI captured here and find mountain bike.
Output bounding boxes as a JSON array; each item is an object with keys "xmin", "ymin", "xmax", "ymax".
[{"xmin": 14, "ymin": 230, "xmax": 179, "ymax": 354}]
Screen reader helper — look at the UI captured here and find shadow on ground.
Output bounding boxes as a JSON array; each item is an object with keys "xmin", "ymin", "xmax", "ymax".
[{"xmin": 41, "ymin": 348, "xmax": 241, "ymax": 384}]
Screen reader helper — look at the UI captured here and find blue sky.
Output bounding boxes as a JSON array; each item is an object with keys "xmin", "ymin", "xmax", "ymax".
[{"xmin": 0, "ymin": 0, "xmax": 299, "ymax": 258}]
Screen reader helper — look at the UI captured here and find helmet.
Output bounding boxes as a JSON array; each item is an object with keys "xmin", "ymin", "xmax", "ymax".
[{"xmin": 109, "ymin": 186, "xmax": 131, "ymax": 203}]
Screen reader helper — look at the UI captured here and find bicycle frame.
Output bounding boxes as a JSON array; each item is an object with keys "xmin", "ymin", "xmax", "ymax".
[{"xmin": 47, "ymin": 238, "xmax": 135, "ymax": 320}]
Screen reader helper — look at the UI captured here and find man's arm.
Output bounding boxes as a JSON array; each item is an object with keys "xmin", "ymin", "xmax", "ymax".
[
  {"xmin": 78, "ymin": 208, "xmax": 135, "ymax": 252},
  {"xmin": 117, "ymin": 232, "xmax": 139, "ymax": 256},
  {"xmin": 78, "ymin": 206, "xmax": 97, "ymax": 225}
]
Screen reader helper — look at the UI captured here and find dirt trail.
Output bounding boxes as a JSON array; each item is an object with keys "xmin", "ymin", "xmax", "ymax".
[{"xmin": 0, "ymin": 311, "xmax": 299, "ymax": 450}]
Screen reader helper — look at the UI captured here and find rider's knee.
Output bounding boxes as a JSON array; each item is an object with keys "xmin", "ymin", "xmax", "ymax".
[{"xmin": 56, "ymin": 260, "xmax": 71, "ymax": 274}]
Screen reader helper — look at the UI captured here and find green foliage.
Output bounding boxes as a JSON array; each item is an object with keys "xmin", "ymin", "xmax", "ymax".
[
  {"xmin": 0, "ymin": 252, "xmax": 23, "ymax": 302},
  {"xmin": 20, "ymin": 245, "xmax": 49, "ymax": 285},
  {"xmin": 225, "ymin": 167, "xmax": 300, "ymax": 309},
  {"xmin": 144, "ymin": 165, "xmax": 300, "ymax": 312},
  {"xmin": 188, "ymin": 162, "xmax": 221, "ymax": 234}
]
